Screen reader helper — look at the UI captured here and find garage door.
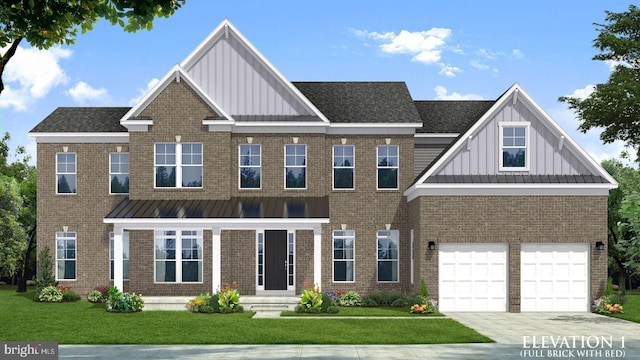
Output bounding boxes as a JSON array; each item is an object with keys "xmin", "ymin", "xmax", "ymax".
[
  {"xmin": 439, "ymin": 243, "xmax": 508, "ymax": 312},
  {"xmin": 521, "ymin": 244, "xmax": 589, "ymax": 312}
]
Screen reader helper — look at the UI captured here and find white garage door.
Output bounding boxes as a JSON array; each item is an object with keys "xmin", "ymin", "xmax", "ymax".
[
  {"xmin": 439, "ymin": 243, "xmax": 508, "ymax": 312},
  {"xmin": 521, "ymin": 244, "xmax": 589, "ymax": 312}
]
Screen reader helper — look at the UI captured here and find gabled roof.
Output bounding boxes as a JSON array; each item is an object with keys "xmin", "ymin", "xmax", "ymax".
[
  {"xmin": 415, "ymin": 100, "xmax": 495, "ymax": 133},
  {"xmin": 30, "ymin": 107, "xmax": 129, "ymax": 133},
  {"xmin": 293, "ymin": 82, "xmax": 422, "ymax": 124},
  {"xmin": 120, "ymin": 65, "xmax": 233, "ymax": 128},
  {"xmin": 405, "ymin": 83, "xmax": 617, "ymax": 199}
]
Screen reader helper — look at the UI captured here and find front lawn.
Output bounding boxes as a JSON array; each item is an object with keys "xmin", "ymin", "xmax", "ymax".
[
  {"xmin": 0, "ymin": 287, "xmax": 491, "ymax": 344},
  {"xmin": 281, "ymin": 306, "xmax": 444, "ymax": 317},
  {"xmin": 607, "ymin": 292, "xmax": 640, "ymax": 323}
]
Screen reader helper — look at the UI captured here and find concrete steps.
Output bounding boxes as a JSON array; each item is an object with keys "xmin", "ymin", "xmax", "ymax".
[{"xmin": 143, "ymin": 295, "xmax": 300, "ymax": 316}]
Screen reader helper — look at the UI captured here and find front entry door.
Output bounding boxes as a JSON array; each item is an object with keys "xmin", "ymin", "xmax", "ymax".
[{"xmin": 264, "ymin": 230, "xmax": 288, "ymax": 290}]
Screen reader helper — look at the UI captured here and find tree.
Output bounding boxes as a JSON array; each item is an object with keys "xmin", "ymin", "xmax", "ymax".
[
  {"xmin": 0, "ymin": 0, "xmax": 185, "ymax": 94},
  {"xmin": 34, "ymin": 246, "xmax": 56, "ymax": 297},
  {"xmin": 0, "ymin": 175, "xmax": 27, "ymax": 278},
  {"xmin": 602, "ymin": 159, "xmax": 640, "ymax": 291},
  {"xmin": 559, "ymin": 5, "xmax": 640, "ymax": 158}
]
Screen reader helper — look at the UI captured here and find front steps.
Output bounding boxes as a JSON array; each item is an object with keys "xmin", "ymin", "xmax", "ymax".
[{"xmin": 143, "ymin": 295, "xmax": 299, "ymax": 316}]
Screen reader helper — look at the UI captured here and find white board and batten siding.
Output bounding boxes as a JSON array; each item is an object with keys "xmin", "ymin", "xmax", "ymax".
[
  {"xmin": 438, "ymin": 243, "xmax": 508, "ymax": 312},
  {"xmin": 521, "ymin": 244, "xmax": 589, "ymax": 312},
  {"xmin": 185, "ymin": 34, "xmax": 312, "ymax": 117},
  {"xmin": 434, "ymin": 100, "xmax": 594, "ymax": 176}
]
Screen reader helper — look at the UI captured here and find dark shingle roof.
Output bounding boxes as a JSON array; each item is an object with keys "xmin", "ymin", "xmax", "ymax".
[
  {"xmin": 30, "ymin": 107, "xmax": 130, "ymax": 133},
  {"xmin": 105, "ymin": 197, "xmax": 330, "ymax": 219},
  {"xmin": 424, "ymin": 175, "xmax": 608, "ymax": 184},
  {"xmin": 293, "ymin": 82, "xmax": 422, "ymax": 124},
  {"xmin": 414, "ymin": 100, "xmax": 495, "ymax": 133}
]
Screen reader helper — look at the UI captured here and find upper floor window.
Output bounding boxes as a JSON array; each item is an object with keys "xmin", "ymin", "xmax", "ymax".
[
  {"xmin": 499, "ymin": 122, "xmax": 529, "ymax": 171},
  {"xmin": 56, "ymin": 153, "xmax": 76, "ymax": 194},
  {"xmin": 155, "ymin": 143, "xmax": 203, "ymax": 188},
  {"xmin": 56, "ymin": 232, "xmax": 76, "ymax": 280},
  {"xmin": 285, "ymin": 144, "xmax": 306, "ymax": 189},
  {"xmin": 110, "ymin": 153, "xmax": 129, "ymax": 194},
  {"xmin": 239, "ymin": 144, "xmax": 261, "ymax": 189},
  {"xmin": 377, "ymin": 145, "xmax": 398, "ymax": 189},
  {"xmin": 333, "ymin": 145, "xmax": 354, "ymax": 189}
]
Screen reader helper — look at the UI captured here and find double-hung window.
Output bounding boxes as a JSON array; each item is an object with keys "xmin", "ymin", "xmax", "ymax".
[
  {"xmin": 239, "ymin": 144, "xmax": 261, "ymax": 189},
  {"xmin": 333, "ymin": 230, "xmax": 355, "ymax": 282},
  {"xmin": 56, "ymin": 153, "xmax": 76, "ymax": 194},
  {"xmin": 377, "ymin": 230, "xmax": 399, "ymax": 282},
  {"xmin": 155, "ymin": 143, "xmax": 203, "ymax": 188},
  {"xmin": 109, "ymin": 232, "xmax": 130, "ymax": 280},
  {"xmin": 285, "ymin": 144, "xmax": 306, "ymax": 189},
  {"xmin": 499, "ymin": 122, "xmax": 529, "ymax": 171},
  {"xmin": 109, "ymin": 153, "xmax": 129, "ymax": 194},
  {"xmin": 154, "ymin": 230, "xmax": 203, "ymax": 283},
  {"xmin": 56, "ymin": 232, "xmax": 76, "ymax": 280},
  {"xmin": 377, "ymin": 145, "xmax": 398, "ymax": 189},
  {"xmin": 333, "ymin": 145, "xmax": 354, "ymax": 189}
]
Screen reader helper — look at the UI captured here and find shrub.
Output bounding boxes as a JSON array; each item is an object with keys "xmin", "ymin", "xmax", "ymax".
[
  {"xmin": 38, "ymin": 285, "xmax": 62, "ymax": 302},
  {"xmin": 594, "ymin": 296, "xmax": 624, "ymax": 314},
  {"xmin": 35, "ymin": 246, "xmax": 56, "ymax": 296},
  {"xmin": 218, "ymin": 281, "xmax": 243, "ymax": 313},
  {"xmin": 106, "ymin": 286, "xmax": 144, "ymax": 313},
  {"xmin": 299, "ymin": 282, "xmax": 323, "ymax": 312},
  {"xmin": 323, "ymin": 291, "xmax": 339, "ymax": 304},
  {"xmin": 87, "ymin": 290, "xmax": 104, "ymax": 303},
  {"xmin": 338, "ymin": 291, "xmax": 361, "ymax": 307},
  {"xmin": 362, "ymin": 291, "xmax": 404, "ymax": 306},
  {"xmin": 420, "ymin": 279, "xmax": 429, "ymax": 298},
  {"xmin": 361, "ymin": 297, "xmax": 378, "ymax": 307},
  {"xmin": 188, "ymin": 293, "xmax": 215, "ymax": 313},
  {"xmin": 320, "ymin": 294, "xmax": 334, "ymax": 312},
  {"xmin": 326, "ymin": 305, "xmax": 339, "ymax": 314},
  {"xmin": 410, "ymin": 299, "xmax": 436, "ymax": 314},
  {"xmin": 61, "ymin": 289, "xmax": 81, "ymax": 302},
  {"xmin": 94, "ymin": 285, "xmax": 110, "ymax": 298},
  {"xmin": 391, "ymin": 296, "xmax": 410, "ymax": 307}
]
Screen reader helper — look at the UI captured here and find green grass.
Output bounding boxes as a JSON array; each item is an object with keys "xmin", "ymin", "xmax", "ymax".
[
  {"xmin": 0, "ymin": 287, "xmax": 491, "ymax": 344},
  {"xmin": 281, "ymin": 306, "xmax": 444, "ymax": 317},
  {"xmin": 608, "ymin": 292, "xmax": 640, "ymax": 323}
]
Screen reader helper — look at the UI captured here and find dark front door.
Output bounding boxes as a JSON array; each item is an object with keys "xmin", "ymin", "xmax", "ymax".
[{"xmin": 264, "ymin": 230, "xmax": 288, "ymax": 290}]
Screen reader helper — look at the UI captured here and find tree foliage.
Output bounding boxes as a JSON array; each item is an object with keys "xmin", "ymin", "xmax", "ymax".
[
  {"xmin": 559, "ymin": 5, "xmax": 640, "ymax": 158},
  {"xmin": 0, "ymin": 175, "xmax": 27, "ymax": 277},
  {"xmin": 602, "ymin": 159, "xmax": 640, "ymax": 291},
  {"xmin": 0, "ymin": 0, "xmax": 185, "ymax": 93}
]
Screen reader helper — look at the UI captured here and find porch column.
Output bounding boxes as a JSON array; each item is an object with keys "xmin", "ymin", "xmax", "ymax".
[
  {"xmin": 313, "ymin": 226, "xmax": 322, "ymax": 290},
  {"xmin": 113, "ymin": 225, "xmax": 124, "ymax": 291},
  {"xmin": 212, "ymin": 227, "xmax": 221, "ymax": 292}
]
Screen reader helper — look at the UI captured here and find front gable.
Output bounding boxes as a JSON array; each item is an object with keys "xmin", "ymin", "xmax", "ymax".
[{"xmin": 405, "ymin": 83, "xmax": 617, "ymax": 199}]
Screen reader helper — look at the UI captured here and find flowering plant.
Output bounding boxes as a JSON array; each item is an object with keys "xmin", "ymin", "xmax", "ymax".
[
  {"xmin": 594, "ymin": 296, "xmax": 624, "ymax": 314},
  {"xmin": 410, "ymin": 297, "xmax": 437, "ymax": 314},
  {"xmin": 298, "ymin": 282, "xmax": 323, "ymax": 312},
  {"xmin": 218, "ymin": 281, "xmax": 243, "ymax": 313},
  {"xmin": 187, "ymin": 293, "xmax": 219, "ymax": 313}
]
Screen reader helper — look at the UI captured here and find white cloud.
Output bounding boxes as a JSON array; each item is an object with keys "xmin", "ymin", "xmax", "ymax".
[
  {"xmin": 511, "ymin": 49, "xmax": 524, "ymax": 59},
  {"xmin": 565, "ymin": 84, "xmax": 595, "ymax": 100},
  {"xmin": 67, "ymin": 81, "xmax": 108, "ymax": 104},
  {"xmin": 433, "ymin": 85, "xmax": 484, "ymax": 100},
  {"xmin": 0, "ymin": 45, "xmax": 71, "ymax": 111},
  {"xmin": 351, "ymin": 27, "xmax": 452, "ymax": 65},
  {"xmin": 129, "ymin": 78, "xmax": 160, "ymax": 106},
  {"xmin": 470, "ymin": 60, "xmax": 490, "ymax": 71},
  {"xmin": 438, "ymin": 63, "xmax": 462, "ymax": 77}
]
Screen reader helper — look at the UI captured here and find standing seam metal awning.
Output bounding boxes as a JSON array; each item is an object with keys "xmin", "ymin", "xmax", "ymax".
[{"xmin": 104, "ymin": 196, "xmax": 330, "ymax": 219}]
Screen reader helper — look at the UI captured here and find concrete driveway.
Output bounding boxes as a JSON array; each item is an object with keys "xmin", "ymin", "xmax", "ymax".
[{"xmin": 448, "ymin": 312, "xmax": 640, "ymax": 359}]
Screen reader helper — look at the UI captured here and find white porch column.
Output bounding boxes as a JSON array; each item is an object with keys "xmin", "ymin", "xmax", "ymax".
[
  {"xmin": 313, "ymin": 226, "xmax": 322, "ymax": 290},
  {"xmin": 113, "ymin": 225, "xmax": 124, "ymax": 291},
  {"xmin": 212, "ymin": 227, "xmax": 221, "ymax": 293}
]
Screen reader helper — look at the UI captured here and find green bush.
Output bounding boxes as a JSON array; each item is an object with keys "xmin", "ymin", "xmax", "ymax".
[
  {"xmin": 106, "ymin": 286, "xmax": 144, "ymax": 313},
  {"xmin": 361, "ymin": 297, "xmax": 378, "ymax": 307},
  {"xmin": 326, "ymin": 305, "xmax": 339, "ymax": 314},
  {"xmin": 218, "ymin": 283, "xmax": 242, "ymax": 313},
  {"xmin": 61, "ymin": 290, "xmax": 81, "ymax": 302},
  {"xmin": 35, "ymin": 247, "xmax": 56, "ymax": 296},
  {"xmin": 87, "ymin": 290, "xmax": 104, "ymax": 303},
  {"xmin": 320, "ymin": 294, "xmax": 334, "ymax": 312},
  {"xmin": 38, "ymin": 285, "xmax": 62, "ymax": 302},
  {"xmin": 300, "ymin": 283, "xmax": 323, "ymax": 311},
  {"xmin": 420, "ymin": 279, "xmax": 429, "ymax": 298},
  {"xmin": 391, "ymin": 296, "xmax": 410, "ymax": 307},
  {"xmin": 338, "ymin": 291, "xmax": 361, "ymax": 307}
]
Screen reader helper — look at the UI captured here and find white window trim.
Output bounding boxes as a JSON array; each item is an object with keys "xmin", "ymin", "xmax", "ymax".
[
  {"xmin": 256, "ymin": 231, "xmax": 264, "ymax": 291},
  {"xmin": 109, "ymin": 153, "xmax": 129, "ymax": 195},
  {"xmin": 153, "ymin": 230, "xmax": 204, "ymax": 284},
  {"xmin": 238, "ymin": 144, "xmax": 262, "ymax": 190},
  {"xmin": 376, "ymin": 230, "xmax": 399, "ymax": 283},
  {"xmin": 56, "ymin": 152, "xmax": 77, "ymax": 195},
  {"xmin": 55, "ymin": 232, "xmax": 77, "ymax": 281},
  {"xmin": 288, "ymin": 231, "xmax": 296, "ymax": 288},
  {"xmin": 109, "ymin": 231, "xmax": 130, "ymax": 281},
  {"xmin": 376, "ymin": 145, "xmax": 399, "ymax": 190},
  {"xmin": 332, "ymin": 230, "xmax": 355, "ymax": 283},
  {"xmin": 332, "ymin": 145, "xmax": 355, "ymax": 190},
  {"xmin": 498, "ymin": 122, "xmax": 530, "ymax": 172},
  {"xmin": 284, "ymin": 144, "xmax": 307, "ymax": 190},
  {"xmin": 154, "ymin": 143, "xmax": 203, "ymax": 189}
]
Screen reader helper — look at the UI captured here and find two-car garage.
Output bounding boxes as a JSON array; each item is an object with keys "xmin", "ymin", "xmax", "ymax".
[{"xmin": 438, "ymin": 243, "xmax": 590, "ymax": 312}]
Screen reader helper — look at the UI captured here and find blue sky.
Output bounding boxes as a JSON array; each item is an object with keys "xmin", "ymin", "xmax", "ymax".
[{"xmin": 0, "ymin": 1, "xmax": 633, "ymax": 165}]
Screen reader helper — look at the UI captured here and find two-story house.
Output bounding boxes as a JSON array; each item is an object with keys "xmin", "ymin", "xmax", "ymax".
[{"xmin": 29, "ymin": 20, "xmax": 616, "ymax": 312}]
